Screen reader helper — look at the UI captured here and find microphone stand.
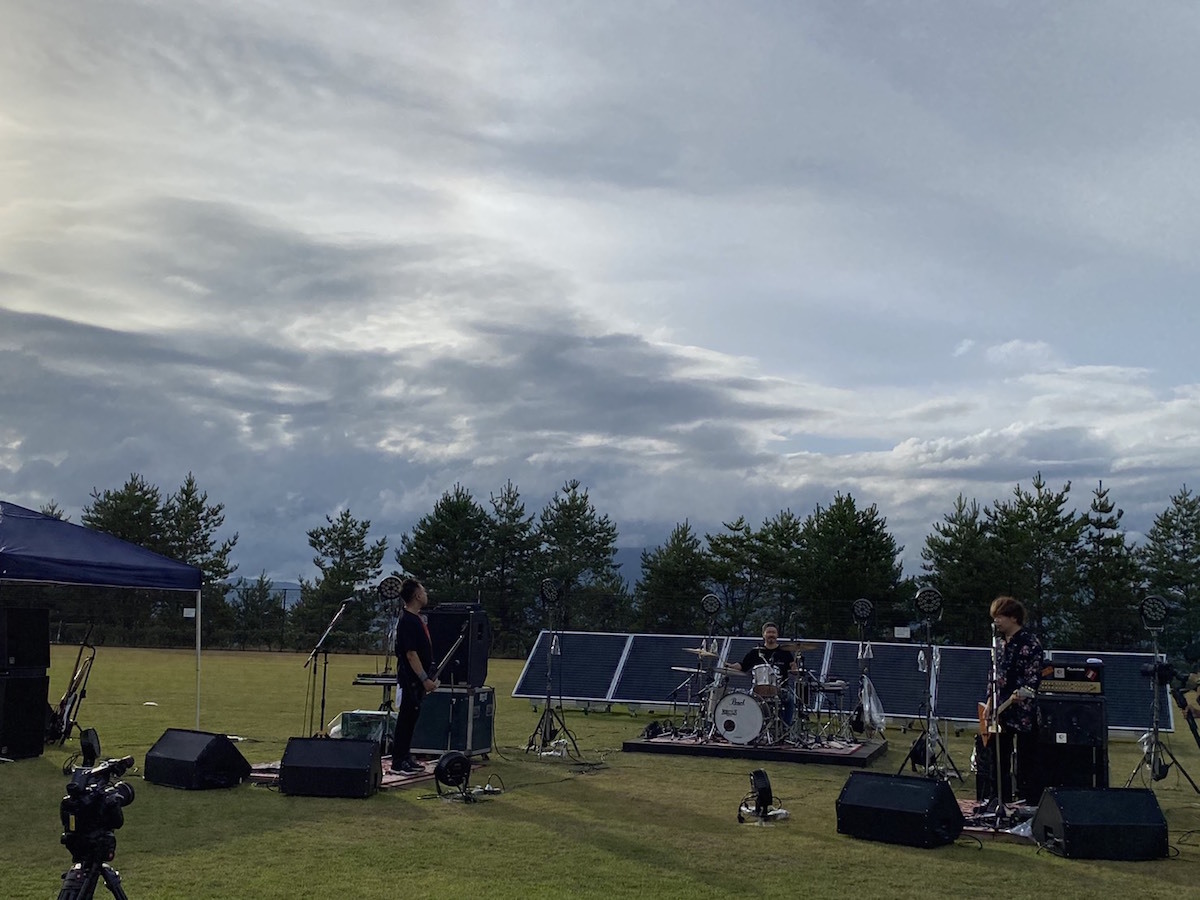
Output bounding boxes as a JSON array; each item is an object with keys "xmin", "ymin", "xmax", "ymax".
[
  {"xmin": 303, "ymin": 597, "xmax": 354, "ymax": 737},
  {"xmin": 976, "ymin": 627, "xmax": 1012, "ymax": 827}
]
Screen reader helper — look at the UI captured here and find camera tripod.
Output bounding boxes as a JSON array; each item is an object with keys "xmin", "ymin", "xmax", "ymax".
[
  {"xmin": 1126, "ymin": 630, "xmax": 1200, "ymax": 793},
  {"xmin": 58, "ymin": 846, "xmax": 129, "ymax": 900}
]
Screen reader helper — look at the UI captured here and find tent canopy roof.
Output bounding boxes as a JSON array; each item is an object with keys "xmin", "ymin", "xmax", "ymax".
[{"xmin": 0, "ymin": 500, "xmax": 202, "ymax": 592}]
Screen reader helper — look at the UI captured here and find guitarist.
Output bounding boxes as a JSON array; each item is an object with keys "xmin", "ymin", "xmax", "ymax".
[
  {"xmin": 390, "ymin": 578, "xmax": 440, "ymax": 775},
  {"xmin": 984, "ymin": 595, "xmax": 1044, "ymax": 806}
]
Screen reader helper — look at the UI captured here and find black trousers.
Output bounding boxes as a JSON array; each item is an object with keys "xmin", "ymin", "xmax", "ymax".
[
  {"xmin": 977, "ymin": 729, "xmax": 1044, "ymax": 803},
  {"xmin": 998, "ymin": 728, "xmax": 1044, "ymax": 803},
  {"xmin": 391, "ymin": 682, "xmax": 425, "ymax": 762}
]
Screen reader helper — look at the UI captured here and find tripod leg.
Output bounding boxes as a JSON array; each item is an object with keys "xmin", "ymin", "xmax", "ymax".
[
  {"xmin": 99, "ymin": 863, "xmax": 130, "ymax": 900},
  {"xmin": 552, "ymin": 706, "xmax": 581, "ymax": 758},
  {"xmin": 1160, "ymin": 742, "xmax": 1200, "ymax": 794},
  {"xmin": 57, "ymin": 862, "xmax": 101, "ymax": 900}
]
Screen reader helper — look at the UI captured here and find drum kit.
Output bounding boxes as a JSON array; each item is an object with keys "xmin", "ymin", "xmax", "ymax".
[{"xmin": 670, "ymin": 643, "xmax": 854, "ymax": 748}]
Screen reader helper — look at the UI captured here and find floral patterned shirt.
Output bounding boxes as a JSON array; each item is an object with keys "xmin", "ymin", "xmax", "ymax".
[{"xmin": 997, "ymin": 627, "xmax": 1043, "ymax": 733}]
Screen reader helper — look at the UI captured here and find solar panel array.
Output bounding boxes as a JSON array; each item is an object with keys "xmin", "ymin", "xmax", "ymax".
[{"xmin": 512, "ymin": 631, "xmax": 1171, "ymax": 732}]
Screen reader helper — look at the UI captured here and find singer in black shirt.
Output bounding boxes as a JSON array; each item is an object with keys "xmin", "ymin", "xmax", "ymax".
[{"xmin": 390, "ymin": 579, "xmax": 439, "ymax": 775}]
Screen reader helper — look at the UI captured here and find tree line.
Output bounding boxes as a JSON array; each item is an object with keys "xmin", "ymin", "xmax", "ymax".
[{"xmin": 29, "ymin": 471, "xmax": 1200, "ymax": 662}]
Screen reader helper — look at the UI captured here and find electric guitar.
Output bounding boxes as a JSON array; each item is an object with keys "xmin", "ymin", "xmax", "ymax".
[{"xmin": 977, "ymin": 686, "xmax": 1035, "ymax": 746}]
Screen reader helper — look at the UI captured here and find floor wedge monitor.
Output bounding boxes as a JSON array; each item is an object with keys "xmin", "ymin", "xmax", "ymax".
[
  {"xmin": 144, "ymin": 728, "xmax": 251, "ymax": 789},
  {"xmin": 836, "ymin": 771, "xmax": 964, "ymax": 848},
  {"xmin": 1032, "ymin": 787, "xmax": 1167, "ymax": 860},
  {"xmin": 280, "ymin": 737, "xmax": 382, "ymax": 798}
]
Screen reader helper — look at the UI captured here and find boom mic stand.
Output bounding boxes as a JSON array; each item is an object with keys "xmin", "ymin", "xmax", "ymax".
[
  {"xmin": 1126, "ymin": 597, "xmax": 1200, "ymax": 792},
  {"xmin": 303, "ymin": 596, "xmax": 354, "ymax": 737}
]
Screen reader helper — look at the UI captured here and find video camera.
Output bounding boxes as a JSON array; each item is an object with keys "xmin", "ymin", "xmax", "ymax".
[{"xmin": 60, "ymin": 755, "xmax": 136, "ymax": 863}]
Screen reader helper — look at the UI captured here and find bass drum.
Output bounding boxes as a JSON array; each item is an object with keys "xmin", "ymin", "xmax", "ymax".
[{"xmin": 713, "ymin": 690, "xmax": 767, "ymax": 745}]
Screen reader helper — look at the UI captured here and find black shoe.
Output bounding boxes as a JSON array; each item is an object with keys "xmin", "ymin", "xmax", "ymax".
[{"xmin": 395, "ymin": 758, "xmax": 424, "ymax": 775}]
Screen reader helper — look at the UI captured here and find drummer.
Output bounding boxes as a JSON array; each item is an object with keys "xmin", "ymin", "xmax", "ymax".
[{"xmin": 728, "ymin": 622, "xmax": 800, "ymax": 725}]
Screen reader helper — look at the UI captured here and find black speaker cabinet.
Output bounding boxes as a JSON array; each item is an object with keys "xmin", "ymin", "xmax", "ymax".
[
  {"xmin": 280, "ymin": 737, "xmax": 381, "ymax": 798},
  {"xmin": 836, "ymin": 772, "xmax": 964, "ymax": 847},
  {"xmin": 1032, "ymin": 787, "xmax": 1167, "ymax": 860},
  {"xmin": 426, "ymin": 603, "xmax": 492, "ymax": 687},
  {"xmin": 0, "ymin": 674, "xmax": 49, "ymax": 759},
  {"xmin": 1038, "ymin": 695, "xmax": 1107, "ymax": 747},
  {"xmin": 1041, "ymin": 743, "xmax": 1109, "ymax": 789},
  {"xmin": 144, "ymin": 728, "xmax": 251, "ymax": 789},
  {"xmin": 837, "ymin": 772, "xmax": 964, "ymax": 847},
  {"xmin": 0, "ymin": 607, "xmax": 51, "ymax": 673},
  {"xmin": 412, "ymin": 687, "xmax": 495, "ymax": 758}
]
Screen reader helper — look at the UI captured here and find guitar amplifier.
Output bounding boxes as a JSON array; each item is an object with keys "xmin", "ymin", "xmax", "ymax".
[{"xmin": 1040, "ymin": 660, "xmax": 1104, "ymax": 695}]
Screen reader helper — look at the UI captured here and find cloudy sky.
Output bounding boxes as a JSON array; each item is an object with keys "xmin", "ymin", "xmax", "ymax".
[{"xmin": 3, "ymin": 1, "xmax": 1198, "ymax": 584}]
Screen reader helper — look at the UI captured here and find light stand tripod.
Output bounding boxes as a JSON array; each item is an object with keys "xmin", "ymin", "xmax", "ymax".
[
  {"xmin": 526, "ymin": 580, "xmax": 580, "ymax": 758},
  {"xmin": 849, "ymin": 599, "xmax": 881, "ymax": 740},
  {"xmin": 1126, "ymin": 596, "xmax": 1200, "ymax": 792},
  {"xmin": 899, "ymin": 587, "xmax": 961, "ymax": 780}
]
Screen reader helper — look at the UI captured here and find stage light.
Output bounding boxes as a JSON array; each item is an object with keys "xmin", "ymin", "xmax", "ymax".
[
  {"xmin": 701, "ymin": 593, "xmax": 721, "ymax": 616},
  {"xmin": 80, "ymin": 728, "xmax": 101, "ymax": 767},
  {"xmin": 377, "ymin": 576, "xmax": 403, "ymax": 601},
  {"xmin": 914, "ymin": 586, "xmax": 943, "ymax": 619},
  {"xmin": 852, "ymin": 598, "xmax": 873, "ymax": 626},
  {"xmin": 539, "ymin": 579, "xmax": 560, "ymax": 606},
  {"xmin": 751, "ymin": 769, "xmax": 772, "ymax": 818},
  {"xmin": 1140, "ymin": 595, "xmax": 1168, "ymax": 631}
]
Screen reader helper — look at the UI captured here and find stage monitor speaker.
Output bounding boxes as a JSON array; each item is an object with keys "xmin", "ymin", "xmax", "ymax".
[
  {"xmin": 280, "ymin": 737, "xmax": 381, "ymax": 798},
  {"xmin": 0, "ymin": 607, "xmax": 51, "ymax": 672},
  {"xmin": 144, "ymin": 728, "xmax": 251, "ymax": 789},
  {"xmin": 836, "ymin": 772, "xmax": 964, "ymax": 848},
  {"xmin": 426, "ymin": 603, "xmax": 492, "ymax": 688},
  {"xmin": 1032, "ymin": 787, "xmax": 1167, "ymax": 860},
  {"xmin": 1038, "ymin": 695, "xmax": 1107, "ymax": 747},
  {"xmin": 0, "ymin": 674, "xmax": 49, "ymax": 759}
]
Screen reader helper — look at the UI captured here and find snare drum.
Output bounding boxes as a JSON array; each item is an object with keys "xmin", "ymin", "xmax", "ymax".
[
  {"xmin": 751, "ymin": 663, "xmax": 779, "ymax": 697},
  {"xmin": 713, "ymin": 690, "xmax": 768, "ymax": 745}
]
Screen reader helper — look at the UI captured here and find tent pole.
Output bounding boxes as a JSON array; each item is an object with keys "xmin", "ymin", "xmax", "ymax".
[{"xmin": 195, "ymin": 587, "xmax": 202, "ymax": 729}]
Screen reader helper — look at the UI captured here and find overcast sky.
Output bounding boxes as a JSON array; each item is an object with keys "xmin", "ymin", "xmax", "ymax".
[{"xmin": 3, "ymin": 1, "xmax": 1198, "ymax": 586}]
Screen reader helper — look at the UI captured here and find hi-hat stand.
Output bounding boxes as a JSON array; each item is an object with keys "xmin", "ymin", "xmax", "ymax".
[
  {"xmin": 526, "ymin": 581, "xmax": 580, "ymax": 758},
  {"xmin": 1126, "ymin": 599, "xmax": 1200, "ymax": 793},
  {"xmin": 900, "ymin": 588, "xmax": 961, "ymax": 780}
]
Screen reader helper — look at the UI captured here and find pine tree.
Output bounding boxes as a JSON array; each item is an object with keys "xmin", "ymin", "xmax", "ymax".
[{"xmin": 635, "ymin": 521, "xmax": 711, "ymax": 633}]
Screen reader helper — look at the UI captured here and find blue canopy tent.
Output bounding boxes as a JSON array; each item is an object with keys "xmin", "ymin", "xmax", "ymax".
[{"xmin": 0, "ymin": 501, "xmax": 206, "ymax": 727}]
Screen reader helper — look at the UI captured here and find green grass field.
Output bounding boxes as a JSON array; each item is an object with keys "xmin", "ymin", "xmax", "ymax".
[{"xmin": 3, "ymin": 645, "xmax": 1200, "ymax": 899}]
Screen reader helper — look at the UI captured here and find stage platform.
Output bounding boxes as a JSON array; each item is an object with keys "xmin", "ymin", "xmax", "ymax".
[{"xmin": 622, "ymin": 734, "xmax": 888, "ymax": 766}]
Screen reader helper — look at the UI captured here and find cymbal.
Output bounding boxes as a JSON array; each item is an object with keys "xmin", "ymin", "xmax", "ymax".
[
  {"xmin": 714, "ymin": 666, "xmax": 742, "ymax": 676},
  {"xmin": 682, "ymin": 646, "xmax": 718, "ymax": 658},
  {"xmin": 670, "ymin": 666, "xmax": 708, "ymax": 675},
  {"xmin": 780, "ymin": 641, "xmax": 823, "ymax": 653}
]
